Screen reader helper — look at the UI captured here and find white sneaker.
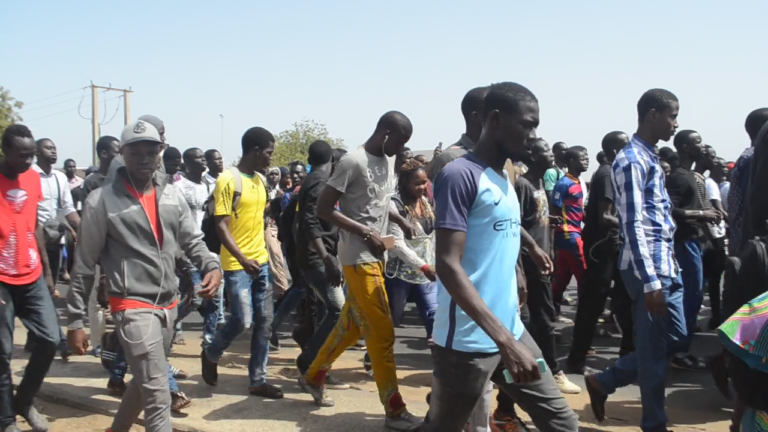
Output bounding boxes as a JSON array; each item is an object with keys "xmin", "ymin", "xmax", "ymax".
[{"xmin": 554, "ymin": 371, "xmax": 581, "ymax": 394}]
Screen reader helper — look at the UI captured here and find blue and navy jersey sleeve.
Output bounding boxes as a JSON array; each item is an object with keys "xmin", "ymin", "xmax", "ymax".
[
  {"xmin": 434, "ymin": 157, "xmax": 481, "ymax": 233},
  {"xmin": 551, "ymin": 177, "xmax": 568, "ymax": 209}
]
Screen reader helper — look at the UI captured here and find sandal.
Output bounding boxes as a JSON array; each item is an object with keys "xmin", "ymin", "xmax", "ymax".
[
  {"xmin": 171, "ymin": 391, "xmax": 192, "ymax": 413},
  {"xmin": 249, "ymin": 383, "xmax": 284, "ymax": 399}
]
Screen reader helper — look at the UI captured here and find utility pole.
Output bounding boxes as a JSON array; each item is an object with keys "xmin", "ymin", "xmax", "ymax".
[{"xmin": 90, "ymin": 83, "xmax": 133, "ymax": 165}]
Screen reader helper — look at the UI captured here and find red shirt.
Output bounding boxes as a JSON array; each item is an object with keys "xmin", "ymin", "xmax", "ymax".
[
  {"xmin": 0, "ymin": 169, "xmax": 43, "ymax": 285},
  {"xmin": 109, "ymin": 180, "xmax": 175, "ymax": 312}
]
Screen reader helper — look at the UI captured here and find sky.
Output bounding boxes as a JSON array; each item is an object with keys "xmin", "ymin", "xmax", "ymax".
[{"xmin": 5, "ymin": 1, "xmax": 767, "ymax": 176}]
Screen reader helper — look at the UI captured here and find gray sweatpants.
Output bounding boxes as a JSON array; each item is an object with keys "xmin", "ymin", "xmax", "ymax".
[
  {"xmin": 112, "ymin": 307, "xmax": 176, "ymax": 432},
  {"xmin": 423, "ymin": 331, "xmax": 579, "ymax": 432}
]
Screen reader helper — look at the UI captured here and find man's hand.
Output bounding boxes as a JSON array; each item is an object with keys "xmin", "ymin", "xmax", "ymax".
[
  {"xmin": 199, "ymin": 269, "xmax": 223, "ymax": 300},
  {"xmin": 67, "ymin": 328, "xmax": 89, "ymax": 355},
  {"xmin": 44, "ymin": 272, "xmax": 56, "ymax": 296},
  {"xmin": 497, "ymin": 333, "xmax": 541, "ymax": 385},
  {"xmin": 699, "ymin": 210, "xmax": 721, "ymax": 223},
  {"xmin": 644, "ymin": 289, "xmax": 667, "ymax": 318},
  {"xmin": 422, "ymin": 265, "xmax": 437, "ymax": 282},
  {"xmin": 518, "ymin": 277, "xmax": 528, "ymax": 307},
  {"xmin": 324, "ymin": 255, "xmax": 343, "ymax": 287},
  {"xmin": 529, "ymin": 246, "xmax": 553, "ymax": 274},
  {"xmin": 549, "ymin": 215, "xmax": 563, "ymax": 226},
  {"xmin": 238, "ymin": 258, "xmax": 261, "ymax": 276},
  {"xmin": 396, "ymin": 218, "xmax": 419, "ymax": 240},
  {"xmin": 66, "ymin": 225, "xmax": 77, "ymax": 243},
  {"xmin": 364, "ymin": 231, "xmax": 387, "ymax": 256}
]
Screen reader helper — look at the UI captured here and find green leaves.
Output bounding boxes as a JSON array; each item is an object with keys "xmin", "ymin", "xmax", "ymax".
[{"xmin": 272, "ymin": 118, "xmax": 344, "ymax": 168}]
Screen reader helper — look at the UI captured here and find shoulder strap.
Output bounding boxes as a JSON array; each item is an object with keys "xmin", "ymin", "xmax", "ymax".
[{"xmin": 228, "ymin": 167, "xmax": 243, "ymax": 218}]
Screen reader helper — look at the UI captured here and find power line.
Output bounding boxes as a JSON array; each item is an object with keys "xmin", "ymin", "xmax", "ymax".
[
  {"xmin": 23, "ymin": 87, "xmax": 86, "ymax": 106},
  {"xmin": 25, "ymin": 95, "xmax": 122, "ymax": 122},
  {"xmin": 19, "ymin": 95, "xmax": 86, "ymax": 113},
  {"xmin": 100, "ymin": 95, "xmax": 123, "ymax": 126}
]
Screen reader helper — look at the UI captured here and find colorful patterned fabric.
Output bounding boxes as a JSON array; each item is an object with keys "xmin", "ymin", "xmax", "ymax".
[
  {"xmin": 552, "ymin": 173, "xmax": 584, "ymax": 254},
  {"xmin": 740, "ymin": 408, "xmax": 768, "ymax": 431},
  {"xmin": 719, "ymin": 290, "xmax": 768, "ymax": 374}
]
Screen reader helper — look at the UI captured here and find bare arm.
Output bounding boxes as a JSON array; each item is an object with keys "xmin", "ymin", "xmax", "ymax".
[
  {"xmin": 598, "ymin": 198, "xmax": 619, "ymax": 229},
  {"xmin": 317, "ymin": 186, "xmax": 370, "ymax": 239}
]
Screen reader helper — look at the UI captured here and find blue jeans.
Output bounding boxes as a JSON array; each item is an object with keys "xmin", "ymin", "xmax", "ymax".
[
  {"xmin": 107, "ymin": 336, "xmax": 180, "ymax": 392},
  {"xmin": 594, "ymin": 269, "xmax": 687, "ymax": 432},
  {"xmin": 674, "ymin": 238, "xmax": 703, "ymax": 346},
  {"xmin": 175, "ymin": 270, "xmax": 219, "ymax": 346},
  {"xmin": 296, "ymin": 266, "xmax": 345, "ymax": 373},
  {"xmin": 205, "ymin": 265, "xmax": 272, "ymax": 387},
  {"xmin": 271, "ymin": 276, "xmax": 307, "ymax": 333},
  {"xmin": 385, "ymin": 276, "xmax": 437, "ymax": 339}
]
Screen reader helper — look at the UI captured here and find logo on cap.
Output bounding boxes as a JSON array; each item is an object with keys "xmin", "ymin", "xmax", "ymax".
[{"xmin": 133, "ymin": 121, "xmax": 147, "ymax": 134}]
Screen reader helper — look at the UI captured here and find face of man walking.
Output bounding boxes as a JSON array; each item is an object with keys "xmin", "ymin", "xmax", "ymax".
[{"xmin": 123, "ymin": 142, "xmax": 162, "ymax": 183}]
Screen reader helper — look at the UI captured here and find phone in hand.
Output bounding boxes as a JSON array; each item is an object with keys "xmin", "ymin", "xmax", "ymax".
[{"xmin": 381, "ymin": 235, "xmax": 395, "ymax": 250}]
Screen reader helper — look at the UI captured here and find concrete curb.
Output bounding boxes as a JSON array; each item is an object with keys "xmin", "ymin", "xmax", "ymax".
[{"xmin": 33, "ymin": 385, "xmax": 209, "ymax": 432}]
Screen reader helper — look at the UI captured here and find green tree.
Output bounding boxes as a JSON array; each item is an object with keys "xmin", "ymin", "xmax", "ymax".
[
  {"xmin": 272, "ymin": 118, "xmax": 344, "ymax": 168},
  {"xmin": 0, "ymin": 87, "xmax": 24, "ymax": 156}
]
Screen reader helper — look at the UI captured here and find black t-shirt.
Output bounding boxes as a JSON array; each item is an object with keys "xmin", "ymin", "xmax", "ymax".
[
  {"xmin": 295, "ymin": 169, "xmax": 339, "ymax": 270},
  {"xmin": 666, "ymin": 166, "xmax": 704, "ymax": 241},
  {"xmin": 514, "ymin": 175, "xmax": 549, "ymax": 254},
  {"xmin": 582, "ymin": 163, "xmax": 619, "ymax": 246},
  {"xmin": 82, "ymin": 172, "xmax": 107, "ymax": 197}
]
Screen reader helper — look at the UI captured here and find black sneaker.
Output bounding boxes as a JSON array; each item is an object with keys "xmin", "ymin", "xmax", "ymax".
[
  {"xmin": 269, "ymin": 333, "xmax": 280, "ymax": 352},
  {"xmin": 670, "ymin": 355, "xmax": 708, "ymax": 372},
  {"xmin": 201, "ymin": 350, "xmax": 218, "ymax": 386}
]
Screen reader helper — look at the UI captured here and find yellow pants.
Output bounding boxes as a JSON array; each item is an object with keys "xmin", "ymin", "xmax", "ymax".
[{"xmin": 306, "ymin": 262, "xmax": 405, "ymax": 415}]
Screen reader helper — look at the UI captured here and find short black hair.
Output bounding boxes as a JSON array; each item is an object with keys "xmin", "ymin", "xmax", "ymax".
[
  {"xmin": 529, "ymin": 138, "xmax": 548, "ymax": 154},
  {"xmin": 163, "ymin": 146, "xmax": 182, "ymax": 161},
  {"xmin": 601, "ymin": 131, "xmax": 627, "ymax": 153},
  {"xmin": 376, "ymin": 111, "xmax": 413, "ymax": 137},
  {"xmin": 665, "ymin": 151, "xmax": 679, "ymax": 168},
  {"xmin": 564, "ymin": 145, "xmax": 587, "ymax": 162},
  {"xmin": 596, "ymin": 151, "xmax": 606, "ymax": 164},
  {"xmin": 307, "ymin": 140, "xmax": 333, "ymax": 166},
  {"xmin": 460, "ymin": 86, "xmax": 490, "ymax": 123},
  {"xmin": 552, "ymin": 142, "xmax": 567, "ymax": 153},
  {"xmin": 182, "ymin": 147, "xmax": 203, "ymax": 163},
  {"xmin": 745, "ymin": 108, "xmax": 768, "ymax": 141},
  {"xmin": 63, "ymin": 158, "xmax": 76, "ymax": 167},
  {"xmin": 2, "ymin": 124, "xmax": 33, "ymax": 150},
  {"xmin": 637, "ymin": 88, "xmax": 678, "ymax": 123},
  {"xmin": 35, "ymin": 138, "xmax": 53, "ymax": 148},
  {"xmin": 241, "ymin": 127, "xmax": 275, "ymax": 155},
  {"xmin": 204, "ymin": 149, "xmax": 220, "ymax": 161},
  {"xmin": 96, "ymin": 135, "xmax": 119, "ymax": 155},
  {"xmin": 658, "ymin": 146, "xmax": 675, "ymax": 160},
  {"xmin": 332, "ymin": 148, "xmax": 347, "ymax": 163},
  {"xmin": 483, "ymin": 82, "xmax": 538, "ymax": 119},
  {"xmin": 289, "ymin": 160, "xmax": 307, "ymax": 172},
  {"xmin": 673, "ymin": 129, "xmax": 697, "ymax": 151}
]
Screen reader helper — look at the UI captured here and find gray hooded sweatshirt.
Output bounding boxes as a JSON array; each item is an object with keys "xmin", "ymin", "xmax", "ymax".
[{"xmin": 67, "ymin": 167, "xmax": 219, "ymax": 330}]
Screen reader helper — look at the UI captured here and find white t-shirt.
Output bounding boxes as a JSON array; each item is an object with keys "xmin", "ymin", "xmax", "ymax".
[
  {"xmin": 173, "ymin": 177, "xmax": 213, "ymax": 229},
  {"xmin": 720, "ymin": 181, "xmax": 731, "ymax": 212},
  {"xmin": 34, "ymin": 165, "xmax": 76, "ymax": 227},
  {"xmin": 705, "ymin": 177, "xmax": 726, "ymax": 238}
]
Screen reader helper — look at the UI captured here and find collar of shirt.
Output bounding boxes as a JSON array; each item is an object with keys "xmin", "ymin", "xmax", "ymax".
[
  {"xmin": 630, "ymin": 134, "xmax": 659, "ymax": 161},
  {"xmin": 457, "ymin": 134, "xmax": 476, "ymax": 152},
  {"xmin": 565, "ymin": 173, "xmax": 580, "ymax": 183}
]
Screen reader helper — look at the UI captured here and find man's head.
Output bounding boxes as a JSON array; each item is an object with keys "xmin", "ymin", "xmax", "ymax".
[
  {"xmin": 745, "ymin": 108, "xmax": 768, "ymax": 143},
  {"xmin": 659, "ymin": 160, "xmax": 672, "ymax": 176},
  {"xmin": 710, "ymin": 157, "xmax": 728, "ymax": 183},
  {"xmin": 479, "ymin": 82, "xmax": 540, "ymax": 162},
  {"xmin": 637, "ymin": 89, "xmax": 679, "ymax": 142},
  {"xmin": 289, "ymin": 161, "xmax": 307, "ymax": 187},
  {"xmin": 279, "ymin": 167, "xmax": 291, "ymax": 190},
  {"xmin": 137, "ymin": 115, "xmax": 166, "ymax": 143},
  {"xmin": 183, "ymin": 147, "xmax": 206, "ymax": 176},
  {"xmin": 461, "ymin": 86, "xmax": 490, "ymax": 142},
  {"xmin": 395, "ymin": 146, "xmax": 413, "ymax": 173},
  {"xmin": 673, "ymin": 130, "xmax": 704, "ymax": 162},
  {"xmin": 527, "ymin": 138, "xmax": 554, "ymax": 173},
  {"xmin": 163, "ymin": 147, "xmax": 182, "ymax": 175},
  {"xmin": 332, "ymin": 148, "xmax": 347, "ymax": 170},
  {"xmin": 120, "ymin": 120, "xmax": 164, "ymax": 184},
  {"xmin": 241, "ymin": 127, "xmax": 275, "ymax": 171},
  {"xmin": 267, "ymin": 167, "xmax": 281, "ymax": 187},
  {"xmin": 596, "ymin": 151, "xmax": 606, "ymax": 165},
  {"xmin": 700, "ymin": 144, "xmax": 717, "ymax": 171},
  {"xmin": 96, "ymin": 135, "xmax": 120, "ymax": 166},
  {"xmin": 601, "ymin": 131, "xmax": 630, "ymax": 163},
  {"xmin": 375, "ymin": 111, "xmax": 413, "ymax": 157},
  {"xmin": 35, "ymin": 138, "xmax": 57, "ymax": 165},
  {"xmin": 564, "ymin": 146, "xmax": 589, "ymax": 176},
  {"xmin": 64, "ymin": 159, "xmax": 77, "ymax": 178},
  {"xmin": 1, "ymin": 124, "xmax": 36, "ymax": 175},
  {"xmin": 204, "ymin": 149, "xmax": 224, "ymax": 176},
  {"xmin": 414, "ymin": 154, "xmax": 428, "ymax": 165},
  {"xmin": 552, "ymin": 142, "xmax": 568, "ymax": 166},
  {"xmin": 307, "ymin": 140, "xmax": 334, "ymax": 168}
]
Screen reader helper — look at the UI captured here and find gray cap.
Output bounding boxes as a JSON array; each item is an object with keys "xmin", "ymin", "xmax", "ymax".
[
  {"xmin": 120, "ymin": 120, "xmax": 163, "ymax": 148},
  {"xmin": 137, "ymin": 114, "xmax": 165, "ymax": 135}
]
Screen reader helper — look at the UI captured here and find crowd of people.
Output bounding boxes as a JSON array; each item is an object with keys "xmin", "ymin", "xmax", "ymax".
[{"xmin": 0, "ymin": 83, "xmax": 767, "ymax": 432}]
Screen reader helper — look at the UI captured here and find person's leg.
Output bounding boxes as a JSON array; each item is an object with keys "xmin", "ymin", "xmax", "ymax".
[
  {"xmin": 466, "ymin": 381, "xmax": 494, "ymax": 432},
  {"xmin": 568, "ymin": 244, "xmax": 613, "ymax": 370},
  {"xmin": 491, "ymin": 331, "xmax": 579, "ymax": 432},
  {"xmin": 111, "ymin": 308, "xmax": 174, "ymax": 432},
  {"xmin": 266, "ymin": 224, "xmax": 288, "ymax": 298},
  {"xmin": 610, "ymin": 267, "xmax": 634, "ymax": 355},
  {"xmin": 572, "ymin": 237, "xmax": 587, "ymax": 290},
  {"xmin": 522, "ymin": 256, "xmax": 560, "ymax": 374},
  {"xmin": 175, "ymin": 270, "xmax": 203, "ymax": 328},
  {"xmin": 0, "ymin": 284, "xmax": 17, "ymax": 428},
  {"xmin": 204, "ymin": 271, "xmax": 252, "ymax": 368},
  {"xmin": 384, "ymin": 276, "xmax": 410, "ymax": 328},
  {"xmin": 674, "ymin": 239, "xmax": 704, "ymax": 346},
  {"xmin": 410, "ymin": 281, "xmax": 437, "ymax": 339},
  {"xmin": 297, "ymin": 267, "xmax": 345, "ymax": 374},
  {"xmin": 421, "ymin": 345, "xmax": 498, "ymax": 432},
  {"xmin": 248, "ymin": 264, "xmax": 280, "ymax": 394},
  {"xmin": 14, "ymin": 277, "xmax": 59, "ymax": 414},
  {"xmin": 271, "ymin": 280, "xmax": 306, "ymax": 332},
  {"xmin": 704, "ymin": 237, "xmax": 726, "ymax": 328},
  {"xmin": 551, "ymin": 248, "xmax": 573, "ymax": 304}
]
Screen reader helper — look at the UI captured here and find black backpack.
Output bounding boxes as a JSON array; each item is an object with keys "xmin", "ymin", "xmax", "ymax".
[
  {"xmin": 201, "ymin": 167, "xmax": 243, "ymax": 254},
  {"xmin": 723, "ymin": 236, "xmax": 768, "ymax": 319}
]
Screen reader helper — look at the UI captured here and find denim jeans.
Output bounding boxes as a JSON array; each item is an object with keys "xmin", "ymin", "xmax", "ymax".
[
  {"xmin": 175, "ymin": 270, "xmax": 219, "ymax": 346},
  {"xmin": 594, "ymin": 270, "xmax": 687, "ymax": 432},
  {"xmin": 384, "ymin": 276, "xmax": 436, "ymax": 339},
  {"xmin": 205, "ymin": 265, "xmax": 272, "ymax": 387},
  {"xmin": 0, "ymin": 277, "xmax": 60, "ymax": 427},
  {"xmin": 271, "ymin": 277, "xmax": 307, "ymax": 333},
  {"xmin": 674, "ymin": 238, "xmax": 703, "ymax": 349},
  {"xmin": 296, "ymin": 266, "xmax": 345, "ymax": 373}
]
